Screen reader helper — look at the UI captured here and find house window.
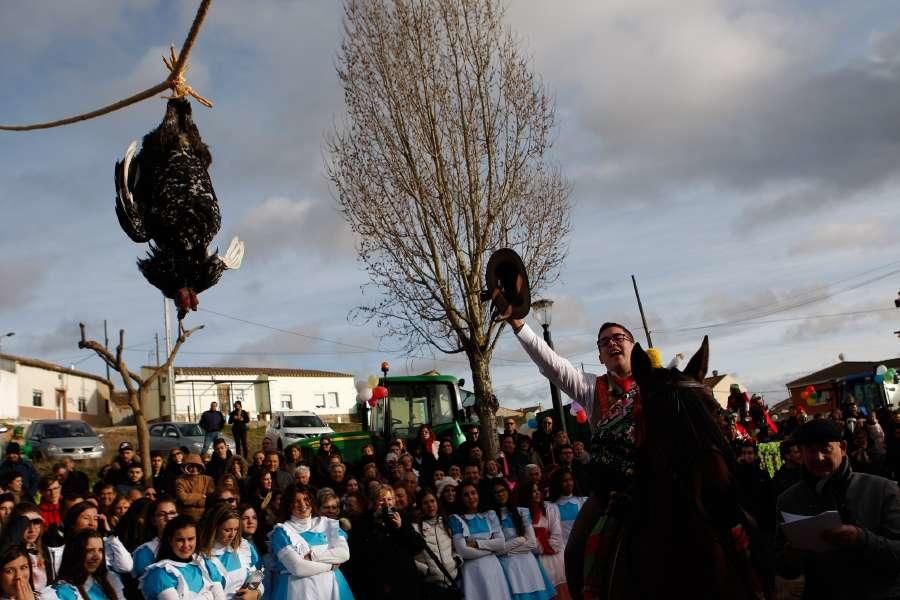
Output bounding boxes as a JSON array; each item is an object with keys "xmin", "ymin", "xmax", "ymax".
[
  {"xmin": 32, "ymin": 390, "xmax": 43, "ymax": 407},
  {"xmin": 328, "ymin": 392, "xmax": 339, "ymax": 408},
  {"xmin": 314, "ymin": 394, "xmax": 326, "ymax": 408},
  {"xmin": 280, "ymin": 394, "xmax": 293, "ymax": 409},
  {"xmin": 78, "ymin": 397, "xmax": 87, "ymax": 412}
]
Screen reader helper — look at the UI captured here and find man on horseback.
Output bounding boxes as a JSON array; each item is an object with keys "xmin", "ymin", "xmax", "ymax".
[{"xmin": 509, "ymin": 317, "xmax": 640, "ymax": 594}]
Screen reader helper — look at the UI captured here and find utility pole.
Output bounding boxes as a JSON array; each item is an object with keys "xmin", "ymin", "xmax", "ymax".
[
  {"xmin": 163, "ymin": 296, "xmax": 175, "ymax": 418},
  {"xmin": 631, "ymin": 275, "xmax": 653, "ymax": 347},
  {"xmin": 155, "ymin": 333, "xmax": 163, "ymax": 417}
]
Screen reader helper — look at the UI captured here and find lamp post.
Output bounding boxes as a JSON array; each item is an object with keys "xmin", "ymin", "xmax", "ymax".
[
  {"xmin": 0, "ymin": 332, "xmax": 13, "ymax": 353},
  {"xmin": 532, "ymin": 300, "xmax": 566, "ymax": 433}
]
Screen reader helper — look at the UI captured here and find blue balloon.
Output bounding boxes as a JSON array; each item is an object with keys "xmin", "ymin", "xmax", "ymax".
[
  {"xmin": 875, "ymin": 374, "xmax": 885, "ymax": 384},
  {"xmin": 527, "ymin": 418, "xmax": 538, "ymax": 429}
]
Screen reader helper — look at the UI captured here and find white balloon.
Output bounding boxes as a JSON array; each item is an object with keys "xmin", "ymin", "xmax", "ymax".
[
  {"xmin": 876, "ymin": 364, "xmax": 888, "ymax": 376},
  {"xmin": 357, "ymin": 387, "xmax": 373, "ymax": 403},
  {"xmin": 355, "ymin": 380, "xmax": 370, "ymax": 392}
]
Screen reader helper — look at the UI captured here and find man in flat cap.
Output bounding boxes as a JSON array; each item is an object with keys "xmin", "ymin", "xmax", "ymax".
[{"xmin": 775, "ymin": 418, "xmax": 900, "ymax": 599}]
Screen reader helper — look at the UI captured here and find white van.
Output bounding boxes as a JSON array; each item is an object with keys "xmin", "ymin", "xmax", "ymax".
[{"xmin": 265, "ymin": 411, "xmax": 334, "ymax": 450}]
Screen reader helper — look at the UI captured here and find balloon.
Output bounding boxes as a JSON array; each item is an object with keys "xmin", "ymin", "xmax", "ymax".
[
  {"xmin": 805, "ymin": 385, "xmax": 815, "ymax": 394},
  {"xmin": 806, "ymin": 396, "xmax": 815, "ymax": 407},
  {"xmin": 876, "ymin": 364, "xmax": 888, "ymax": 376},
  {"xmin": 367, "ymin": 375, "xmax": 380, "ymax": 388},
  {"xmin": 527, "ymin": 418, "xmax": 538, "ymax": 429},
  {"xmin": 875, "ymin": 374, "xmax": 885, "ymax": 384},
  {"xmin": 569, "ymin": 402, "xmax": 583, "ymax": 416},
  {"xmin": 368, "ymin": 397, "xmax": 379, "ymax": 408},
  {"xmin": 575, "ymin": 410, "xmax": 588, "ymax": 424},
  {"xmin": 810, "ymin": 392, "xmax": 818, "ymax": 402},
  {"xmin": 800, "ymin": 390, "xmax": 810, "ymax": 400},
  {"xmin": 372, "ymin": 386, "xmax": 389, "ymax": 400},
  {"xmin": 357, "ymin": 387, "xmax": 373, "ymax": 404},
  {"xmin": 888, "ymin": 369, "xmax": 897, "ymax": 382}
]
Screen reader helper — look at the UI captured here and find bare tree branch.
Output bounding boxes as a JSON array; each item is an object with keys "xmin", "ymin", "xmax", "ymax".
[{"xmin": 328, "ymin": 0, "xmax": 570, "ymax": 457}]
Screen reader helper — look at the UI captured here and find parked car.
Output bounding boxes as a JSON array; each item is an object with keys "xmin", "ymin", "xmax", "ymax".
[
  {"xmin": 148, "ymin": 421, "xmax": 236, "ymax": 455},
  {"xmin": 265, "ymin": 411, "xmax": 334, "ymax": 450},
  {"xmin": 25, "ymin": 420, "xmax": 105, "ymax": 461}
]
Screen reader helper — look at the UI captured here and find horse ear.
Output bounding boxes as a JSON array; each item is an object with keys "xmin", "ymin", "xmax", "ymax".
[
  {"xmin": 683, "ymin": 335, "xmax": 709, "ymax": 383},
  {"xmin": 631, "ymin": 342, "xmax": 653, "ymax": 383}
]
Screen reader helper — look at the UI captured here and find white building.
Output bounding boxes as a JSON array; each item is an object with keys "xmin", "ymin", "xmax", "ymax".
[
  {"xmin": 139, "ymin": 365, "xmax": 357, "ymax": 424},
  {"xmin": 0, "ymin": 353, "xmax": 112, "ymax": 426},
  {"xmin": 704, "ymin": 371, "xmax": 746, "ymax": 410}
]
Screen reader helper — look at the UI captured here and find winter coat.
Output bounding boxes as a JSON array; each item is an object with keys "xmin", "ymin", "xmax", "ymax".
[
  {"xmin": 412, "ymin": 516, "xmax": 460, "ymax": 585},
  {"xmin": 348, "ymin": 511, "xmax": 426, "ymax": 599},
  {"xmin": 775, "ymin": 459, "xmax": 900, "ymax": 599},
  {"xmin": 199, "ymin": 409, "xmax": 225, "ymax": 433},
  {"xmin": 174, "ymin": 473, "xmax": 215, "ymax": 521}
]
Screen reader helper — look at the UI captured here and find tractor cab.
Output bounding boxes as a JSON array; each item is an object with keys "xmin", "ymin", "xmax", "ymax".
[{"xmin": 370, "ymin": 373, "xmax": 467, "ymax": 446}]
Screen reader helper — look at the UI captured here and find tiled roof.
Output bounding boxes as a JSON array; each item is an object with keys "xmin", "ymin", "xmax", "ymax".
[
  {"xmin": 149, "ymin": 366, "xmax": 353, "ymax": 378},
  {"xmin": 0, "ymin": 353, "xmax": 111, "ymax": 386},
  {"xmin": 786, "ymin": 358, "xmax": 900, "ymax": 388}
]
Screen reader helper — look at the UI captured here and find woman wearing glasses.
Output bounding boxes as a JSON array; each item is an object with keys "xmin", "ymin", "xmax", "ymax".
[
  {"xmin": 132, "ymin": 500, "xmax": 180, "ymax": 579},
  {"xmin": 197, "ymin": 505, "xmax": 263, "ymax": 600}
]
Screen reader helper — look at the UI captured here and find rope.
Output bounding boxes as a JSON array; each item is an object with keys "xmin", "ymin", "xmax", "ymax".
[{"xmin": 0, "ymin": 0, "xmax": 214, "ymax": 131}]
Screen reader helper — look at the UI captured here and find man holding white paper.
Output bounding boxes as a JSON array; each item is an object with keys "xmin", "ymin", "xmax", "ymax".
[{"xmin": 775, "ymin": 418, "xmax": 900, "ymax": 599}]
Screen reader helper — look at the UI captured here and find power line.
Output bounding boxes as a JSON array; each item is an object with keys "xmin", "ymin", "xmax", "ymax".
[{"xmin": 656, "ymin": 306, "xmax": 894, "ymax": 334}]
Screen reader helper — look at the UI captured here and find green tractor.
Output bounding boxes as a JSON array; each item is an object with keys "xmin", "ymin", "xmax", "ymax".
[{"xmin": 290, "ymin": 373, "xmax": 468, "ymax": 461}]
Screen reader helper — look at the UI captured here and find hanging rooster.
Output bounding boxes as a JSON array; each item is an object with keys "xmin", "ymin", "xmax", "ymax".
[{"xmin": 114, "ymin": 98, "xmax": 244, "ymax": 328}]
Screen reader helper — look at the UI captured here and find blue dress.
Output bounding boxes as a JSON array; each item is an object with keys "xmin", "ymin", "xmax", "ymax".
[
  {"xmin": 449, "ymin": 512, "xmax": 513, "ymax": 600},
  {"xmin": 496, "ymin": 507, "xmax": 555, "ymax": 600},
  {"xmin": 132, "ymin": 538, "xmax": 160, "ymax": 578},
  {"xmin": 39, "ymin": 573, "xmax": 123, "ymax": 600},
  {"xmin": 140, "ymin": 556, "xmax": 225, "ymax": 600},
  {"xmin": 555, "ymin": 494, "xmax": 587, "ymax": 544},
  {"xmin": 269, "ymin": 516, "xmax": 353, "ymax": 600},
  {"xmin": 206, "ymin": 539, "xmax": 264, "ymax": 599}
]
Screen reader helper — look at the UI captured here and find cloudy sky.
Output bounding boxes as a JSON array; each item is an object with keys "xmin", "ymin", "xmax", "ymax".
[{"xmin": 3, "ymin": 0, "xmax": 900, "ymax": 410}]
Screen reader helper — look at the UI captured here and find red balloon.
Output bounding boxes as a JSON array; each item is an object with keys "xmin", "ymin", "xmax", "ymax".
[
  {"xmin": 575, "ymin": 410, "xmax": 588, "ymax": 425},
  {"xmin": 800, "ymin": 390, "xmax": 810, "ymax": 400},
  {"xmin": 805, "ymin": 385, "xmax": 815, "ymax": 394},
  {"xmin": 372, "ymin": 386, "xmax": 389, "ymax": 400},
  {"xmin": 368, "ymin": 397, "xmax": 379, "ymax": 408}
]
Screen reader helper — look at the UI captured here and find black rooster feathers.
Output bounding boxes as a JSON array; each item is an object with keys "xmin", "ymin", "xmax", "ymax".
[{"xmin": 115, "ymin": 98, "xmax": 243, "ymax": 321}]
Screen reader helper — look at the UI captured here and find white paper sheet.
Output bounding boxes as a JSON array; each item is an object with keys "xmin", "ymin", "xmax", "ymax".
[{"xmin": 780, "ymin": 510, "xmax": 842, "ymax": 552}]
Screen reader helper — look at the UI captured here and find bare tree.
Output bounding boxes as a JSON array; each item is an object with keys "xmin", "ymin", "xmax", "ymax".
[
  {"xmin": 78, "ymin": 323, "xmax": 201, "ymax": 481},
  {"xmin": 327, "ymin": 0, "xmax": 570, "ymax": 457}
]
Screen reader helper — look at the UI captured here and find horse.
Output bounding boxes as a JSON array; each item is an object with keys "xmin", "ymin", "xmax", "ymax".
[{"xmin": 568, "ymin": 337, "xmax": 764, "ymax": 600}]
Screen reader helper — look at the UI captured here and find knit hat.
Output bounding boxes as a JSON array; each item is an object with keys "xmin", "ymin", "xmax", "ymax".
[
  {"xmin": 435, "ymin": 476, "xmax": 459, "ymax": 497},
  {"xmin": 5, "ymin": 442, "xmax": 20, "ymax": 455},
  {"xmin": 118, "ymin": 442, "xmax": 133, "ymax": 452},
  {"xmin": 794, "ymin": 419, "xmax": 843, "ymax": 445}
]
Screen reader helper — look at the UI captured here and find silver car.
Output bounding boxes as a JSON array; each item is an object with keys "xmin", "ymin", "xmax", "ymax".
[
  {"xmin": 25, "ymin": 420, "xmax": 105, "ymax": 461},
  {"xmin": 148, "ymin": 422, "xmax": 236, "ymax": 455}
]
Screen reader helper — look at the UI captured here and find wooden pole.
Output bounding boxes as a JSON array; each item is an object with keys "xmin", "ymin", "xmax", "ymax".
[{"xmin": 631, "ymin": 274, "xmax": 653, "ymax": 347}]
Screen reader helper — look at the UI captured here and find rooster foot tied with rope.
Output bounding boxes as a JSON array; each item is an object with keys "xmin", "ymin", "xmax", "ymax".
[{"xmin": 115, "ymin": 98, "xmax": 244, "ymax": 324}]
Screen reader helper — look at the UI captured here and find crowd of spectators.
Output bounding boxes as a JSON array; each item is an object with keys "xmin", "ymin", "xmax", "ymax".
[{"xmin": 0, "ymin": 410, "xmax": 589, "ymax": 600}]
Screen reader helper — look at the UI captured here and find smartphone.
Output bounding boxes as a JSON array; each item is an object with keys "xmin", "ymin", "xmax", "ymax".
[{"xmin": 243, "ymin": 569, "xmax": 264, "ymax": 591}]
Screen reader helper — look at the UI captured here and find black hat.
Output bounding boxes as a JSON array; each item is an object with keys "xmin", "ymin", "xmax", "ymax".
[
  {"xmin": 5, "ymin": 442, "xmax": 20, "ymax": 455},
  {"xmin": 480, "ymin": 248, "xmax": 531, "ymax": 321},
  {"xmin": 794, "ymin": 419, "xmax": 843, "ymax": 445}
]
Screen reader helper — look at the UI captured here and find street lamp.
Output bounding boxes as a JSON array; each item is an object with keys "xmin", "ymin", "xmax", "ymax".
[
  {"xmin": 531, "ymin": 300, "xmax": 566, "ymax": 433},
  {"xmin": 0, "ymin": 332, "xmax": 13, "ymax": 353}
]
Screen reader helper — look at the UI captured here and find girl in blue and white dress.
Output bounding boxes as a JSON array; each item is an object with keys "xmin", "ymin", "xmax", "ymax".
[
  {"xmin": 449, "ymin": 483, "xmax": 513, "ymax": 600},
  {"xmin": 491, "ymin": 479, "xmax": 555, "ymax": 600},
  {"xmin": 551, "ymin": 469, "xmax": 587, "ymax": 545},
  {"xmin": 140, "ymin": 516, "xmax": 226, "ymax": 600},
  {"xmin": 40, "ymin": 530, "xmax": 124, "ymax": 600},
  {"xmin": 268, "ymin": 485, "xmax": 353, "ymax": 600},
  {"xmin": 132, "ymin": 500, "xmax": 180, "ymax": 578},
  {"xmin": 198, "ymin": 505, "xmax": 264, "ymax": 600}
]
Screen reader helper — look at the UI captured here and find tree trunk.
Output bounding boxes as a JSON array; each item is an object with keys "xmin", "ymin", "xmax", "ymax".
[
  {"xmin": 469, "ymin": 353, "xmax": 499, "ymax": 459},
  {"xmin": 129, "ymin": 390, "xmax": 152, "ymax": 484}
]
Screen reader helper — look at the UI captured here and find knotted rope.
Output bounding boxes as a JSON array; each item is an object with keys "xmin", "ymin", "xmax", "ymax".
[{"xmin": 0, "ymin": 0, "xmax": 213, "ymax": 131}]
